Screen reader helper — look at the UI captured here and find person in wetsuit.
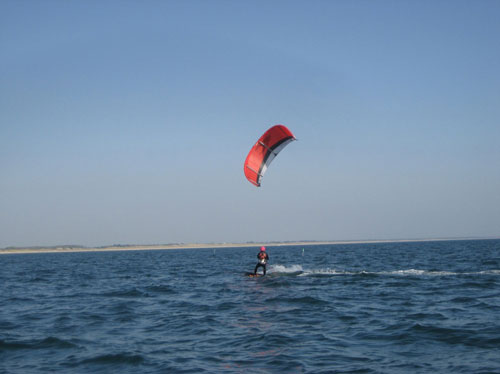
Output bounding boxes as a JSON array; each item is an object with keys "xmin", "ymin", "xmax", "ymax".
[{"xmin": 254, "ymin": 246, "xmax": 269, "ymax": 275}]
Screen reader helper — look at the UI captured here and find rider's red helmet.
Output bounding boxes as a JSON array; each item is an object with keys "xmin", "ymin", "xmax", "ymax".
[{"xmin": 260, "ymin": 246, "xmax": 266, "ymax": 251}]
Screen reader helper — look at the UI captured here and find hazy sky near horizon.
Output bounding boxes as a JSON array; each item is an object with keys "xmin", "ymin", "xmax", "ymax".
[{"xmin": 1, "ymin": 1, "xmax": 499, "ymax": 247}]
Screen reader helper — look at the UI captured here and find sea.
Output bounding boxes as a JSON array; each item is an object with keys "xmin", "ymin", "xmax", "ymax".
[{"xmin": 1, "ymin": 239, "xmax": 499, "ymax": 374}]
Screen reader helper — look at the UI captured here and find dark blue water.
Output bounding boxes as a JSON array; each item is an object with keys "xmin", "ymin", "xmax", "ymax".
[{"xmin": 1, "ymin": 240, "xmax": 499, "ymax": 373}]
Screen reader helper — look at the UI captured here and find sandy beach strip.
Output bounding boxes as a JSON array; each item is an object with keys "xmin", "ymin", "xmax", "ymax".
[
  {"xmin": 0, "ymin": 238, "xmax": 484, "ymax": 255},
  {"xmin": 1, "ymin": 241, "xmax": 335, "ymax": 254}
]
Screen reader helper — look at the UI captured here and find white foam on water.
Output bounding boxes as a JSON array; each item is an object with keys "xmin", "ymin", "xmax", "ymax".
[
  {"xmin": 269, "ymin": 264, "xmax": 303, "ymax": 273},
  {"xmin": 479, "ymin": 269, "xmax": 500, "ymax": 275},
  {"xmin": 384, "ymin": 269, "xmax": 500, "ymax": 276},
  {"xmin": 267, "ymin": 265, "xmax": 500, "ymax": 277},
  {"xmin": 382, "ymin": 269, "xmax": 458, "ymax": 276},
  {"xmin": 293, "ymin": 268, "xmax": 500, "ymax": 277},
  {"xmin": 299, "ymin": 268, "xmax": 354, "ymax": 276}
]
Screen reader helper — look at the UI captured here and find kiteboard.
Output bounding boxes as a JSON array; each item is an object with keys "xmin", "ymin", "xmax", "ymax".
[{"xmin": 245, "ymin": 272, "xmax": 264, "ymax": 278}]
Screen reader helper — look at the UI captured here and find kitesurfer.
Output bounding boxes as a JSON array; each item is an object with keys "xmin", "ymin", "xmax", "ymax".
[{"xmin": 254, "ymin": 246, "xmax": 269, "ymax": 275}]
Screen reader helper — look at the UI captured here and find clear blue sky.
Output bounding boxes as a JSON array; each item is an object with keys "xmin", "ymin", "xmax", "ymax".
[{"xmin": 1, "ymin": 0, "xmax": 499, "ymax": 247}]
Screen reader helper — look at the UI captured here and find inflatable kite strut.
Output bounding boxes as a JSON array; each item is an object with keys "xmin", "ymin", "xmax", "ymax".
[{"xmin": 244, "ymin": 125, "xmax": 296, "ymax": 187}]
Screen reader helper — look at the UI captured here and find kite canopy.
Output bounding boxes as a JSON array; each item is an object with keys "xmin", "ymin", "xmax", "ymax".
[{"xmin": 244, "ymin": 125, "xmax": 296, "ymax": 187}]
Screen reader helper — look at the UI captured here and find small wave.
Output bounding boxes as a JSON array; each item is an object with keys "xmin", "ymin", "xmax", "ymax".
[
  {"xmin": 36, "ymin": 336, "xmax": 77, "ymax": 349},
  {"xmin": 144, "ymin": 284, "xmax": 175, "ymax": 294},
  {"xmin": 0, "ymin": 337, "xmax": 77, "ymax": 350},
  {"xmin": 410, "ymin": 323, "xmax": 477, "ymax": 345},
  {"xmin": 29, "ymin": 276, "xmax": 50, "ymax": 283},
  {"xmin": 6, "ymin": 296, "xmax": 34, "ymax": 302},
  {"xmin": 99, "ymin": 288, "xmax": 147, "ymax": 298},
  {"xmin": 267, "ymin": 295, "xmax": 328, "ymax": 305},
  {"xmin": 80, "ymin": 353, "xmax": 145, "ymax": 365},
  {"xmin": 406, "ymin": 312, "xmax": 446, "ymax": 321},
  {"xmin": 0, "ymin": 339, "xmax": 32, "ymax": 350},
  {"xmin": 465, "ymin": 334, "xmax": 500, "ymax": 349},
  {"xmin": 0, "ymin": 321, "xmax": 18, "ymax": 330},
  {"xmin": 286, "ymin": 296, "xmax": 328, "ymax": 305}
]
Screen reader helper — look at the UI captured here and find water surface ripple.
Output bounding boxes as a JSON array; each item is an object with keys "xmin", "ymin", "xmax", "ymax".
[{"xmin": 1, "ymin": 240, "xmax": 499, "ymax": 373}]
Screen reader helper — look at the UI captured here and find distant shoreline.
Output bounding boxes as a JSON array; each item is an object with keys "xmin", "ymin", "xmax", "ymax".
[{"xmin": 1, "ymin": 237, "xmax": 497, "ymax": 255}]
